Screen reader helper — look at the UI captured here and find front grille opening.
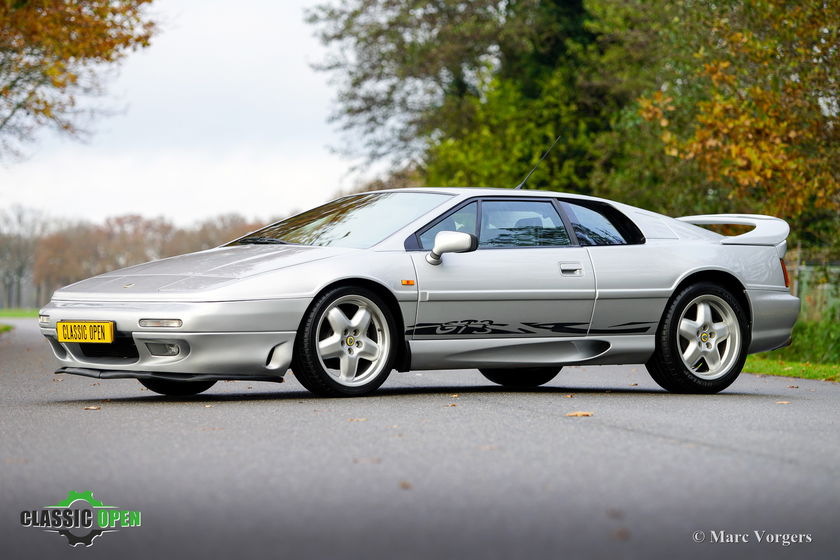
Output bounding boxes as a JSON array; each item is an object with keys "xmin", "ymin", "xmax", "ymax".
[
  {"xmin": 47, "ymin": 336, "xmax": 68, "ymax": 359},
  {"xmin": 78, "ymin": 336, "xmax": 139, "ymax": 360}
]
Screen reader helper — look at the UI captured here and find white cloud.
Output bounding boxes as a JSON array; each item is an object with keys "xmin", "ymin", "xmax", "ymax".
[
  {"xmin": 0, "ymin": 0, "xmax": 361, "ymax": 225},
  {"xmin": 0, "ymin": 146, "xmax": 349, "ymax": 226}
]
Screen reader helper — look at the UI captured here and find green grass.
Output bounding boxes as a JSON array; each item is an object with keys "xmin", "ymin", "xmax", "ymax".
[
  {"xmin": 0, "ymin": 324, "xmax": 12, "ymax": 334},
  {"xmin": 0, "ymin": 308, "xmax": 38, "ymax": 318},
  {"xmin": 765, "ymin": 319, "xmax": 840, "ymax": 364},
  {"xmin": 745, "ymin": 356, "xmax": 840, "ymax": 382}
]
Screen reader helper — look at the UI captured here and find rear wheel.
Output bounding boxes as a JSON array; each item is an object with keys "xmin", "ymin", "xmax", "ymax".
[
  {"xmin": 138, "ymin": 378, "xmax": 216, "ymax": 396},
  {"xmin": 292, "ymin": 286, "xmax": 397, "ymax": 397},
  {"xmin": 646, "ymin": 282, "xmax": 748, "ymax": 393},
  {"xmin": 479, "ymin": 367, "xmax": 562, "ymax": 388}
]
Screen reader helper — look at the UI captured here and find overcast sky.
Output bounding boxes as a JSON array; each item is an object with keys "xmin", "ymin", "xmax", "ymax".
[{"xmin": 0, "ymin": 0, "xmax": 360, "ymax": 226}]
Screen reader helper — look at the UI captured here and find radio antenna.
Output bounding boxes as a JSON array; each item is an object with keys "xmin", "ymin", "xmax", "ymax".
[{"xmin": 514, "ymin": 133, "xmax": 562, "ymax": 190}]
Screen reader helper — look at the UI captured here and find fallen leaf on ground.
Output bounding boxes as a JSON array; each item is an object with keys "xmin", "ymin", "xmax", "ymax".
[
  {"xmin": 347, "ymin": 418, "xmax": 368, "ymax": 422},
  {"xmin": 565, "ymin": 411, "xmax": 593, "ymax": 417},
  {"xmin": 52, "ymin": 378, "xmax": 63, "ymax": 382},
  {"xmin": 353, "ymin": 457, "xmax": 382, "ymax": 464},
  {"xmin": 563, "ymin": 394, "xmax": 575, "ymax": 398},
  {"xmin": 447, "ymin": 403, "xmax": 457, "ymax": 407},
  {"xmin": 204, "ymin": 405, "xmax": 213, "ymax": 408},
  {"xmin": 450, "ymin": 394, "xmax": 460, "ymax": 398},
  {"xmin": 629, "ymin": 383, "xmax": 638, "ymax": 387},
  {"xmin": 399, "ymin": 481, "xmax": 412, "ymax": 490},
  {"xmin": 775, "ymin": 401, "xmax": 791, "ymax": 405},
  {"xmin": 612, "ymin": 528, "xmax": 631, "ymax": 541},
  {"xmin": 787, "ymin": 385, "xmax": 799, "ymax": 389},
  {"xmin": 83, "ymin": 406, "xmax": 101, "ymax": 411}
]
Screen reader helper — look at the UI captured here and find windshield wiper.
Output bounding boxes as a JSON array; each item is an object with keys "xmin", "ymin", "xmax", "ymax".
[{"xmin": 238, "ymin": 236, "xmax": 291, "ymax": 245}]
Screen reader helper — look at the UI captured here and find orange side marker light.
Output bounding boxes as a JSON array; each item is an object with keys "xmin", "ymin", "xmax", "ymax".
[{"xmin": 780, "ymin": 259, "xmax": 790, "ymax": 288}]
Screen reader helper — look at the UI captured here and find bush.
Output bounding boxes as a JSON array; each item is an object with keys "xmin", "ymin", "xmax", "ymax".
[{"xmin": 756, "ymin": 319, "xmax": 840, "ymax": 364}]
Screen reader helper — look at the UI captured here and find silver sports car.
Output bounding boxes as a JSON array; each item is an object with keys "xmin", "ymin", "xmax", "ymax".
[{"xmin": 39, "ymin": 188, "xmax": 799, "ymax": 397}]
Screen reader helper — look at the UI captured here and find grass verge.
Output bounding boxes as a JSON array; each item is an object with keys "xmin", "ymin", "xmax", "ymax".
[
  {"xmin": 745, "ymin": 356, "xmax": 840, "ymax": 382},
  {"xmin": 0, "ymin": 324, "xmax": 12, "ymax": 334},
  {"xmin": 0, "ymin": 308, "xmax": 38, "ymax": 318}
]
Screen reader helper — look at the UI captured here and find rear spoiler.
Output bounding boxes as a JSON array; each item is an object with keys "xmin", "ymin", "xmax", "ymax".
[{"xmin": 676, "ymin": 214, "xmax": 790, "ymax": 257}]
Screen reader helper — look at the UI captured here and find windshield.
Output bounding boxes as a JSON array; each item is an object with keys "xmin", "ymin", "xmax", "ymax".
[{"xmin": 229, "ymin": 191, "xmax": 452, "ymax": 249}]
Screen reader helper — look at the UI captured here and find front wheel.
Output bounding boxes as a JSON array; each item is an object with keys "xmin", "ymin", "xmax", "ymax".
[
  {"xmin": 292, "ymin": 286, "xmax": 397, "ymax": 397},
  {"xmin": 646, "ymin": 282, "xmax": 748, "ymax": 393},
  {"xmin": 479, "ymin": 367, "xmax": 562, "ymax": 388},
  {"xmin": 139, "ymin": 378, "xmax": 216, "ymax": 396}
]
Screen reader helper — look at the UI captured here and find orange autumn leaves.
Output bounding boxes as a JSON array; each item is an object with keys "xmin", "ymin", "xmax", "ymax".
[
  {"xmin": 0, "ymin": 0, "xmax": 156, "ymax": 152},
  {"xmin": 638, "ymin": 0, "xmax": 838, "ymax": 220}
]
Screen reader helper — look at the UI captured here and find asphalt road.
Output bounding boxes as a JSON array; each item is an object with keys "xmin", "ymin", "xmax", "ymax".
[{"xmin": 1, "ymin": 317, "xmax": 838, "ymax": 560}]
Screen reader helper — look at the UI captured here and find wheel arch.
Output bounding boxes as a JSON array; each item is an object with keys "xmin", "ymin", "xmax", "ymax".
[
  {"xmin": 300, "ymin": 278, "xmax": 411, "ymax": 372},
  {"xmin": 669, "ymin": 269, "xmax": 752, "ymax": 328}
]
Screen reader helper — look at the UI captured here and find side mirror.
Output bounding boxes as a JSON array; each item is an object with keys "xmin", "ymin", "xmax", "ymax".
[{"xmin": 426, "ymin": 231, "xmax": 478, "ymax": 265}]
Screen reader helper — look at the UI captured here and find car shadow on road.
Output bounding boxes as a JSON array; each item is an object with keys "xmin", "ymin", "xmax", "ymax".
[{"xmin": 43, "ymin": 381, "xmax": 769, "ymax": 406}]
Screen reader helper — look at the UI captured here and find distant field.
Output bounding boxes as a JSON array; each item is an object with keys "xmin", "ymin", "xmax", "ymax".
[{"xmin": 0, "ymin": 309, "xmax": 38, "ymax": 318}]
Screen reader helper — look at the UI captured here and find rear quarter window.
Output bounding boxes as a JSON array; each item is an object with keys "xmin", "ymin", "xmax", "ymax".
[{"xmin": 560, "ymin": 201, "xmax": 645, "ymax": 246}]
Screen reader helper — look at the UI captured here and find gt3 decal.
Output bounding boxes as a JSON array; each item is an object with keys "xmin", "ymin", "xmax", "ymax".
[
  {"xmin": 412, "ymin": 320, "xmax": 523, "ymax": 336},
  {"xmin": 408, "ymin": 320, "xmax": 654, "ymax": 336}
]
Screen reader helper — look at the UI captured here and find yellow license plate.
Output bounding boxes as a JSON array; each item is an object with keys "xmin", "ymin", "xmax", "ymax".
[{"xmin": 56, "ymin": 321, "xmax": 115, "ymax": 344}]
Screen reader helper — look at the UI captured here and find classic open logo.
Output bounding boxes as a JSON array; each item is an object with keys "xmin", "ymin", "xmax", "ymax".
[{"xmin": 19, "ymin": 491, "xmax": 142, "ymax": 547}]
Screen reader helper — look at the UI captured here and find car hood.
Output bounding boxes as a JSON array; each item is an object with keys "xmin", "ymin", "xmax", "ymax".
[{"xmin": 54, "ymin": 244, "xmax": 347, "ymax": 301}]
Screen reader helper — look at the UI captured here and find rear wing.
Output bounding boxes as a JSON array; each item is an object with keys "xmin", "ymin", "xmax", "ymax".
[{"xmin": 676, "ymin": 214, "xmax": 790, "ymax": 257}]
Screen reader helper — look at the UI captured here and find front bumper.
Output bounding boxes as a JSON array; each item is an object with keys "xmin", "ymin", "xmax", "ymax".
[{"xmin": 39, "ymin": 298, "xmax": 310, "ymax": 380}]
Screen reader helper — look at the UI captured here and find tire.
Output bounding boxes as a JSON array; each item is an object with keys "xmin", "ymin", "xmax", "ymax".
[
  {"xmin": 138, "ymin": 378, "xmax": 216, "ymax": 396},
  {"xmin": 292, "ymin": 286, "xmax": 397, "ymax": 397},
  {"xmin": 646, "ymin": 281, "xmax": 749, "ymax": 394},
  {"xmin": 479, "ymin": 367, "xmax": 562, "ymax": 388}
]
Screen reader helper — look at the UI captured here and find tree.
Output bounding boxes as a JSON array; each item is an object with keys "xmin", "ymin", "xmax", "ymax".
[
  {"xmin": 306, "ymin": 0, "xmax": 593, "ymax": 165},
  {"xmin": 0, "ymin": 0, "xmax": 156, "ymax": 157},
  {"xmin": 424, "ymin": 68, "xmax": 598, "ymax": 191},
  {"xmin": 32, "ymin": 222, "xmax": 110, "ymax": 300},
  {"xmin": 33, "ymin": 213, "xmax": 264, "ymax": 305},
  {"xmin": 638, "ymin": 0, "xmax": 839, "ymax": 243},
  {"xmin": 0, "ymin": 205, "xmax": 45, "ymax": 307}
]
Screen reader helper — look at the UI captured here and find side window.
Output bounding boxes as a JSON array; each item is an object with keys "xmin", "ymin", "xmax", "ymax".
[
  {"xmin": 418, "ymin": 202, "xmax": 478, "ymax": 250},
  {"xmin": 561, "ymin": 202, "xmax": 626, "ymax": 246},
  {"xmin": 479, "ymin": 200, "xmax": 570, "ymax": 248}
]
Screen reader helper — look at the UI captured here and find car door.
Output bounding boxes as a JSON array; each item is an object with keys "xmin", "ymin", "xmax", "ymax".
[
  {"xmin": 559, "ymin": 199, "xmax": 662, "ymax": 336},
  {"xmin": 409, "ymin": 198, "xmax": 596, "ymax": 339}
]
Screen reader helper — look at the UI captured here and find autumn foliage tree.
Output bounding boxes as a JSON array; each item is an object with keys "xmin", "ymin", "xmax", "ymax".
[
  {"xmin": 0, "ymin": 0, "xmax": 156, "ymax": 156},
  {"xmin": 639, "ymin": 0, "xmax": 839, "ymax": 231},
  {"xmin": 32, "ymin": 214, "xmax": 263, "ymax": 303}
]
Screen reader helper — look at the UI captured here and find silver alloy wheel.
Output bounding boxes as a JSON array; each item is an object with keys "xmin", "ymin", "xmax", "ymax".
[
  {"xmin": 677, "ymin": 294, "xmax": 742, "ymax": 380},
  {"xmin": 314, "ymin": 294, "xmax": 391, "ymax": 387}
]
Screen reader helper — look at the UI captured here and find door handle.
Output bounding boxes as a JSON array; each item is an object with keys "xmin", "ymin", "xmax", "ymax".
[{"xmin": 559, "ymin": 262, "xmax": 583, "ymax": 276}]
